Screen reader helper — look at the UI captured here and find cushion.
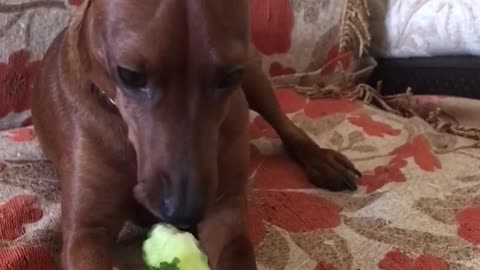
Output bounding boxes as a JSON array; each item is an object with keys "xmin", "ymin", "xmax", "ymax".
[{"xmin": 368, "ymin": 0, "xmax": 480, "ymax": 57}]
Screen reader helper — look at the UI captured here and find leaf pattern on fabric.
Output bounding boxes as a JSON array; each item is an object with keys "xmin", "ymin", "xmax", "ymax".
[
  {"xmin": 343, "ymin": 216, "xmax": 480, "ymax": 262},
  {"xmin": 414, "ymin": 182, "xmax": 480, "ymax": 225},
  {"xmin": 314, "ymin": 192, "xmax": 384, "ymax": 212},
  {"xmin": 0, "ymin": 160, "xmax": 59, "ymax": 202},
  {"xmin": 291, "ymin": 229, "xmax": 352, "ymax": 270},
  {"xmin": 457, "ymin": 175, "xmax": 480, "ymax": 183},
  {"xmin": 329, "ymin": 131, "xmax": 344, "ymax": 148},
  {"xmin": 255, "ymin": 225, "xmax": 290, "ymax": 270},
  {"xmin": 347, "ymin": 131, "xmax": 366, "ymax": 145},
  {"xmin": 291, "ymin": 113, "xmax": 345, "ymax": 137},
  {"xmin": 351, "ymin": 145, "xmax": 378, "ymax": 152},
  {"xmin": 447, "ymin": 262, "xmax": 478, "ymax": 270}
]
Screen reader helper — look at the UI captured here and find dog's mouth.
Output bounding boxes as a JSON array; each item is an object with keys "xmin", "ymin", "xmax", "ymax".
[
  {"xmin": 133, "ymin": 184, "xmax": 199, "ymax": 236},
  {"xmin": 133, "ymin": 184, "xmax": 160, "ymax": 215}
]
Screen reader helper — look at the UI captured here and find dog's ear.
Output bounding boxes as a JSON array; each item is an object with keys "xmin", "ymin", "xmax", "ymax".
[
  {"xmin": 64, "ymin": 0, "xmax": 93, "ymax": 72},
  {"xmin": 67, "ymin": 0, "xmax": 92, "ymax": 31},
  {"xmin": 66, "ymin": 0, "xmax": 117, "ymax": 98}
]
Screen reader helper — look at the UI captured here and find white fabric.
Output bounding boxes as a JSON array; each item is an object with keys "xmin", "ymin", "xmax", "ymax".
[{"xmin": 368, "ymin": 0, "xmax": 480, "ymax": 57}]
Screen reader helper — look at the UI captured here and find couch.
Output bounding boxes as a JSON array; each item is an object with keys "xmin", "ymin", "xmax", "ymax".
[{"xmin": 0, "ymin": 1, "xmax": 480, "ymax": 269}]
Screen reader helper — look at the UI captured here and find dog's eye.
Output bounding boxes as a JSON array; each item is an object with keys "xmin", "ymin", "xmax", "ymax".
[
  {"xmin": 218, "ymin": 68, "xmax": 244, "ymax": 89},
  {"xmin": 117, "ymin": 66, "xmax": 147, "ymax": 89}
]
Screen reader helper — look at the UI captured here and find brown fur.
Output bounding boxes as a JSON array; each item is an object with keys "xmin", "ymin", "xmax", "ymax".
[{"xmin": 31, "ymin": 0, "xmax": 359, "ymax": 269}]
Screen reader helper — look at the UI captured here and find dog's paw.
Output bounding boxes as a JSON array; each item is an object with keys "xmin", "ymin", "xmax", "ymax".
[
  {"xmin": 285, "ymin": 139, "xmax": 360, "ymax": 191},
  {"xmin": 303, "ymin": 148, "xmax": 360, "ymax": 191}
]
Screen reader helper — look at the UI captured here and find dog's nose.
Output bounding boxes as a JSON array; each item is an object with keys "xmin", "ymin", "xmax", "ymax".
[
  {"xmin": 160, "ymin": 200, "xmax": 201, "ymax": 229},
  {"xmin": 159, "ymin": 197, "xmax": 203, "ymax": 228},
  {"xmin": 135, "ymin": 170, "xmax": 211, "ymax": 228},
  {"xmin": 158, "ymin": 176, "xmax": 206, "ymax": 227}
]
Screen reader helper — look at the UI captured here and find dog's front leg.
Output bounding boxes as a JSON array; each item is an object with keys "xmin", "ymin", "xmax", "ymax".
[
  {"xmin": 242, "ymin": 47, "xmax": 361, "ymax": 191},
  {"xmin": 59, "ymin": 144, "xmax": 136, "ymax": 270},
  {"xmin": 198, "ymin": 98, "xmax": 256, "ymax": 270},
  {"xmin": 62, "ymin": 227, "xmax": 115, "ymax": 269},
  {"xmin": 198, "ymin": 196, "xmax": 257, "ymax": 270}
]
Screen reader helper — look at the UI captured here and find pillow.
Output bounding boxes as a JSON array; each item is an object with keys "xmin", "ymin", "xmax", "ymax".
[
  {"xmin": 0, "ymin": 0, "xmax": 375, "ymax": 131},
  {"xmin": 368, "ymin": 0, "xmax": 480, "ymax": 57}
]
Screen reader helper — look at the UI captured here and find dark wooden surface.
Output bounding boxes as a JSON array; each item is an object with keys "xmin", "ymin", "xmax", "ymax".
[{"xmin": 367, "ymin": 56, "xmax": 480, "ymax": 98}]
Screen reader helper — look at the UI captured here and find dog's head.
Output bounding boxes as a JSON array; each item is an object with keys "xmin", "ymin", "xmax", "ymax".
[{"xmin": 72, "ymin": 0, "xmax": 250, "ymax": 227}]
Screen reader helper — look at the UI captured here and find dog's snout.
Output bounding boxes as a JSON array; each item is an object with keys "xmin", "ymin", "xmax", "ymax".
[
  {"xmin": 135, "ymin": 172, "xmax": 208, "ymax": 228},
  {"xmin": 159, "ymin": 197, "xmax": 202, "ymax": 228},
  {"xmin": 159, "ymin": 178, "xmax": 205, "ymax": 227}
]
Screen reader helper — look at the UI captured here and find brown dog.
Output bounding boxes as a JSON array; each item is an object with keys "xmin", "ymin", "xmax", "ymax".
[{"xmin": 31, "ymin": 0, "xmax": 360, "ymax": 269}]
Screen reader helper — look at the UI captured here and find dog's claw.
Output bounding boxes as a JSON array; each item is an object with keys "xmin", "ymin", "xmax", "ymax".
[{"xmin": 344, "ymin": 170, "xmax": 358, "ymax": 191}]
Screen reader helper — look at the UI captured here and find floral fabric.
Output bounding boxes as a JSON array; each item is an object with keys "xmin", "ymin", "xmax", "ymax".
[{"xmin": 2, "ymin": 91, "xmax": 480, "ymax": 269}]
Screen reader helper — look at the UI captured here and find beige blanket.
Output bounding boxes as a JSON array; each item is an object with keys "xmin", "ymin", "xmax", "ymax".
[{"xmin": 2, "ymin": 92, "xmax": 480, "ymax": 269}]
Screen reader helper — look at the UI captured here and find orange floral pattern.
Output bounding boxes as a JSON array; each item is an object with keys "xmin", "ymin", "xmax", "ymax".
[
  {"xmin": 456, "ymin": 207, "xmax": 480, "ymax": 245},
  {"xmin": 69, "ymin": 0, "xmax": 84, "ymax": 6},
  {"xmin": 304, "ymin": 99, "xmax": 360, "ymax": 118},
  {"xmin": 275, "ymin": 89, "xmax": 308, "ymax": 114},
  {"xmin": 7, "ymin": 127, "xmax": 36, "ymax": 143},
  {"xmin": 348, "ymin": 114, "xmax": 401, "ymax": 137},
  {"xmin": 0, "ymin": 50, "xmax": 39, "ymax": 118},
  {"xmin": 251, "ymin": 151, "xmax": 313, "ymax": 190},
  {"xmin": 358, "ymin": 160, "xmax": 407, "ymax": 193},
  {"xmin": 0, "ymin": 246, "xmax": 56, "ymax": 270},
  {"xmin": 0, "ymin": 195, "xmax": 42, "ymax": 241},
  {"xmin": 389, "ymin": 135, "xmax": 442, "ymax": 172},
  {"xmin": 378, "ymin": 250, "xmax": 448, "ymax": 270},
  {"xmin": 248, "ymin": 191, "xmax": 340, "ymax": 246},
  {"xmin": 249, "ymin": 0, "xmax": 294, "ymax": 56}
]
